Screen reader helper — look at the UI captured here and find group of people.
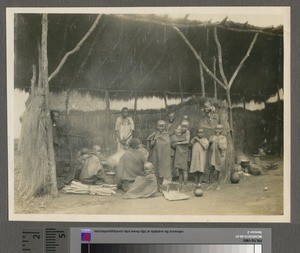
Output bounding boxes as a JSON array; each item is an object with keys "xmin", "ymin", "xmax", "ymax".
[
  {"xmin": 145, "ymin": 117, "xmax": 227, "ymax": 192},
  {"xmin": 57, "ymin": 101, "xmax": 228, "ymax": 198},
  {"xmin": 113, "ymin": 102, "xmax": 228, "ymax": 195}
]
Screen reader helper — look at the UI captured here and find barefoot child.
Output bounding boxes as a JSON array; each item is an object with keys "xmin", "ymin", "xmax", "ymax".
[
  {"xmin": 208, "ymin": 124, "xmax": 227, "ymax": 191},
  {"xmin": 190, "ymin": 128, "xmax": 209, "ymax": 188},
  {"xmin": 171, "ymin": 120, "xmax": 190, "ymax": 191}
]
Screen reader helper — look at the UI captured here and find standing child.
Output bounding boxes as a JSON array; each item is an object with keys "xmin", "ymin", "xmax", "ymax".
[
  {"xmin": 147, "ymin": 120, "xmax": 172, "ymax": 188},
  {"xmin": 190, "ymin": 128, "xmax": 209, "ymax": 188},
  {"xmin": 171, "ymin": 120, "xmax": 190, "ymax": 191},
  {"xmin": 208, "ymin": 124, "xmax": 227, "ymax": 191}
]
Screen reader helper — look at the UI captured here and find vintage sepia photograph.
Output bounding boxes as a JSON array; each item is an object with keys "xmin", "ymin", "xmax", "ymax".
[{"xmin": 7, "ymin": 7, "xmax": 290, "ymax": 222}]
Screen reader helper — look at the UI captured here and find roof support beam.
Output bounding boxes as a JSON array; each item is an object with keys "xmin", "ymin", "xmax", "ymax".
[
  {"xmin": 48, "ymin": 14, "xmax": 102, "ymax": 82},
  {"xmin": 173, "ymin": 26, "xmax": 228, "ymax": 90}
]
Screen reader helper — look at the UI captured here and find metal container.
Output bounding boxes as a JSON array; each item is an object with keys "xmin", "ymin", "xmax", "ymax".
[{"xmin": 105, "ymin": 171, "xmax": 117, "ymax": 185}]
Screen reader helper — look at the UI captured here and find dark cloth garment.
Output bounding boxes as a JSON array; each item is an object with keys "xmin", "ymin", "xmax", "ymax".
[
  {"xmin": 171, "ymin": 133, "xmax": 189, "ymax": 171},
  {"xmin": 147, "ymin": 131, "xmax": 172, "ymax": 180},
  {"xmin": 209, "ymin": 134, "xmax": 227, "ymax": 172},
  {"xmin": 64, "ymin": 154, "xmax": 90, "ymax": 184},
  {"xmin": 123, "ymin": 173, "xmax": 158, "ymax": 199},
  {"xmin": 166, "ymin": 122, "xmax": 176, "ymax": 175},
  {"xmin": 79, "ymin": 154, "xmax": 105, "ymax": 185},
  {"xmin": 53, "ymin": 122, "xmax": 71, "ymax": 177},
  {"xmin": 117, "ymin": 149, "xmax": 146, "ymax": 182}
]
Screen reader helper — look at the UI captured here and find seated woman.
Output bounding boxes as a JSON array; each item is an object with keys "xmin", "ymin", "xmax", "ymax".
[
  {"xmin": 117, "ymin": 138, "xmax": 147, "ymax": 192},
  {"xmin": 79, "ymin": 145, "xmax": 106, "ymax": 185},
  {"xmin": 123, "ymin": 162, "xmax": 158, "ymax": 199}
]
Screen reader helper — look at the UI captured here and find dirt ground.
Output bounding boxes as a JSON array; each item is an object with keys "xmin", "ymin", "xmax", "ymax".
[{"xmin": 14, "ymin": 156, "xmax": 284, "ymax": 216}]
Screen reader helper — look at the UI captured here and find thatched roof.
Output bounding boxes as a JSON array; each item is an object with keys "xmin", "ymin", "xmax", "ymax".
[{"xmin": 14, "ymin": 14, "xmax": 283, "ymax": 103}]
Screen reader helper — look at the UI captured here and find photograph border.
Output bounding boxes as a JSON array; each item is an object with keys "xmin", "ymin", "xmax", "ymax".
[{"xmin": 7, "ymin": 6, "xmax": 291, "ymax": 223}]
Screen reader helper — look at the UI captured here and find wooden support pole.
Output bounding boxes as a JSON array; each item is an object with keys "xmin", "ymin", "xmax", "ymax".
[
  {"xmin": 228, "ymin": 33, "xmax": 259, "ymax": 89},
  {"xmin": 65, "ymin": 90, "xmax": 73, "ymax": 162},
  {"xmin": 163, "ymin": 92, "xmax": 168, "ymax": 110},
  {"xmin": 178, "ymin": 65, "xmax": 184, "ymax": 103},
  {"xmin": 134, "ymin": 91, "xmax": 138, "ymax": 116},
  {"xmin": 49, "ymin": 14, "xmax": 102, "ymax": 82},
  {"xmin": 199, "ymin": 51, "xmax": 205, "ymax": 97},
  {"xmin": 243, "ymin": 97, "xmax": 247, "ymax": 153},
  {"xmin": 206, "ymin": 28, "xmax": 209, "ymax": 49},
  {"xmin": 104, "ymin": 89, "xmax": 110, "ymax": 147},
  {"xmin": 105, "ymin": 89, "xmax": 110, "ymax": 111},
  {"xmin": 213, "ymin": 56, "xmax": 217, "ymax": 99},
  {"xmin": 173, "ymin": 26, "xmax": 227, "ymax": 90},
  {"xmin": 41, "ymin": 14, "xmax": 58, "ymax": 196}
]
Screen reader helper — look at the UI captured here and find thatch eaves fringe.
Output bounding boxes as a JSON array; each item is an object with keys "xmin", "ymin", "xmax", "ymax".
[{"xmin": 14, "ymin": 14, "xmax": 283, "ymax": 104}]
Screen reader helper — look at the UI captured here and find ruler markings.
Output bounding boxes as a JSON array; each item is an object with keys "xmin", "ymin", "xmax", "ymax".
[{"xmin": 22, "ymin": 229, "xmax": 43, "ymax": 253}]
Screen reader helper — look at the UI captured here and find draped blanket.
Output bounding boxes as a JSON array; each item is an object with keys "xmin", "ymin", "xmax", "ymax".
[{"xmin": 147, "ymin": 131, "xmax": 172, "ymax": 180}]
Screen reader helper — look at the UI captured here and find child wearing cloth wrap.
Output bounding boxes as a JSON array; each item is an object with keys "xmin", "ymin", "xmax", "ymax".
[
  {"xmin": 207, "ymin": 124, "xmax": 227, "ymax": 191},
  {"xmin": 147, "ymin": 120, "xmax": 172, "ymax": 189}
]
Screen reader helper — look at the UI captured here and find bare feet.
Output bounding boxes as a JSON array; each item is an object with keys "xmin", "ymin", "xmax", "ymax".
[{"xmin": 206, "ymin": 184, "xmax": 213, "ymax": 190}]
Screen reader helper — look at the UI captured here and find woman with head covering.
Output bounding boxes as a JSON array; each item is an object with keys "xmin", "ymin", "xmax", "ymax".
[
  {"xmin": 198, "ymin": 101, "xmax": 220, "ymax": 137},
  {"xmin": 117, "ymin": 138, "xmax": 147, "ymax": 191}
]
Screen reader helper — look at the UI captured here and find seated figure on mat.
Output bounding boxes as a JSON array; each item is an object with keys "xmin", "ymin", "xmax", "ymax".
[
  {"xmin": 79, "ymin": 145, "xmax": 106, "ymax": 185},
  {"xmin": 123, "ymin": 162, "xmax": 158, "ymax": 199},
  {"xmin": 64, "ymin": 147, "xmax": 90, "ymax": 184},
  {"xmin": 117, "ymin": 138, "xmax": 147, "ymax": 192}
]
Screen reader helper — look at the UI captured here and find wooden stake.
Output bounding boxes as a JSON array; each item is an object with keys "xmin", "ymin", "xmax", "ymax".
[
  {"xmin": 213, "ymin": 28, "xmax": 229, "ymax": 87},
  {"xmin": 105, "ymin": 89, "xmax": 110, "ymax": 111},
  {"xmin": 163, "ymin": 92, "xmax": 168, "ymax": 110},
  {"xmin": 228, "ymin": 33, "xmax": 259, "ymax": 89},
  {"xmin": 104, "ymin": 89, "xmax": 110, "ymax": 147},
  {"xmin": 65, "ymin": 90, "xmax": 73, "ymax": 162},
  {"xmin": 41, "ymin": 14, "xmax": 58, "ymax": 196},
  {"xmin": 213, "ymin": 56, "xmax": 217, "ymax": 99},
  {"xmin": 178, "ymin": 65, "xmax": 184, "ymax": 102},
  {"xmin": 243, "ymin": 98, "xmax": 246, "ymax": 153},
  {"xmin": 199, "ymin": 51, "xmax": 205, "ymax": 97},
  {"xmin": 134, "ymin": 91, "xmax": 138, "ymax": 116}
]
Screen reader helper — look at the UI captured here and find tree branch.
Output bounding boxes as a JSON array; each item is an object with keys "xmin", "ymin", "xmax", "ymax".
[
  {"xmin": 114, "ymin": 15, "xmax": 282, "ymax": 37},
  {"xmin": 173, "ymin": 26, "xmax": 227, "ymax": 90},
  {"xmin": 48, "ymin": 14, "xmax": 102, "ymax": 82},
  {"xmin": 228, "ymin": 33, "xmax": 259, "ymax": 89},
  {"xmin": 213, "ymin": 27, "xmax": 229, "ymax": 87}
]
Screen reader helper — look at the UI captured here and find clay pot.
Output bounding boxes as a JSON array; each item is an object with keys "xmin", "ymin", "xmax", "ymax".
[
  {"xmin": 194, "ymin": 188, "xmax": 203, "ymax": 197},
  {"xmin": 230, "ymin": 172, "xmax": 240, "ymax": 184}
]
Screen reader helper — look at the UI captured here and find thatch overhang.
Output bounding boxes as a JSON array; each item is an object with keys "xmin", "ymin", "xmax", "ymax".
[{"xmin": 14, "ymin": 14, "xmax": 283, "ymax": 104}]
